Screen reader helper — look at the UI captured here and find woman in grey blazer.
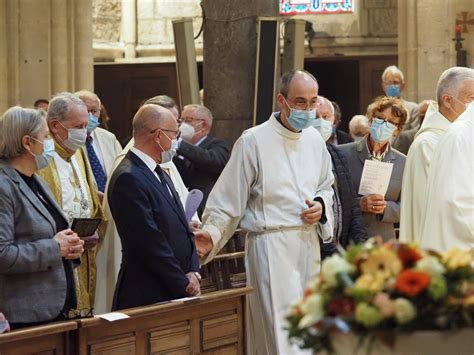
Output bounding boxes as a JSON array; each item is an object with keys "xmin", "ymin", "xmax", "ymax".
[
  {"xmin": 337, "ymin": 96, "xmax": 408, "ymax": 241},
  {"xmin": 0, "ymin": 107, "xmax": 84, "ymax": 329}
]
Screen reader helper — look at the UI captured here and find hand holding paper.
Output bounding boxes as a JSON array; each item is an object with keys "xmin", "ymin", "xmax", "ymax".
[{"xmin": 358, "ymin": 160, "xmax": 394, "ymax": 196}]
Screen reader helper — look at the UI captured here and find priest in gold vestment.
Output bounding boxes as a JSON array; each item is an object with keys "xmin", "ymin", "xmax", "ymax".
[{"xmin": 37, "ymin": 93, "xmax": 106, "ymax": 311}]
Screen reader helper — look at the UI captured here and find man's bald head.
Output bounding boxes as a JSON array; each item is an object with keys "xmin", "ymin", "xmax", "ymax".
[
  {"xmin": 418, "ymin": 100, "xmax": 431, "ymax": 122},
  {"xmin": 75, "ymin": 90, "xmax": 101, "ymax": 117},
  {"xmin": 316, "ymin": 96, "xmax": 335, "ymax": 124},
  {"xmin": 133, "ymin": 104, "xmax": 175, "ymax": 139}
]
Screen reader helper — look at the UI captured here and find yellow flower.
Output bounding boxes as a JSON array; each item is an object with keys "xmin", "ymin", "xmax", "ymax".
[
  {"xmin": 442, "ymin": 248, "xmax": 473, "ymax": 270},
  {"xmin": 355, "ymin": 272, "xmax": 387, "ymax": 292},
  {"xmin": 361, "ymin": 247, "xmax": 402, "ymax": 277}
]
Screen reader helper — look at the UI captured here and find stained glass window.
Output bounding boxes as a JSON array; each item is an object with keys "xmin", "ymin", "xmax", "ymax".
[{"xmin": 280, "ymin": 0, "xmax": 355, "ymax": 16}]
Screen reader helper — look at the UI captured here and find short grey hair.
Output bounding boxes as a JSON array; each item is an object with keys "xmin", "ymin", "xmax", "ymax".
[
  {"xmin": 382, "ymin": 65, "xmax": 404, "ymax": 82},
  {"xmin": 74, "ymin": 90, "xmax": 99, "ymax": 102},
  {"xmin": 436, "ymin": 67, "xmax": 474, "ymax": 104},
  {"xmin": 0, "ymin": 106, "xmax": 46, "ymax": 159},
  {"xmin": 349, "ymin": 114, "xmax": 370, "ymax": 134},
  {"xmin": 183, "ymin": 104, "xmax": 213, "ymax": 125},
  {"xmin": 142, "ymin": 95, "xmax": 177, "ymax": 109},
  {"xmin": 279, "ymin": 70, "xmax": 318, "ymax": 98},
  {"xmin": 47, "ymin": 92, "xmax": 86, "ymax": 122}
]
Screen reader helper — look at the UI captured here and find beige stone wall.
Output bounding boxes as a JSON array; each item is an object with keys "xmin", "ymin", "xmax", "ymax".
[
  {"xmin": 0, "ymin": 0, "xmax": 94, "ymax": 113},
  {"xmin": 399, "ymin": 0, "xmax": 474, "ymax": 103}
]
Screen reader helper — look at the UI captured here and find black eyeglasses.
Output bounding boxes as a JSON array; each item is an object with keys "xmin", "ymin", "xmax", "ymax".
[
  {"xmin": 150, "ymin": 128, "xmax": 181, "ymax": 139},
  {"xmin": 373, "ymin": 117, "xmax": 399, "ymax": 129},
  {"xmin": 64, "ymin": 307, "xmax": 94, "ymax": 320}
]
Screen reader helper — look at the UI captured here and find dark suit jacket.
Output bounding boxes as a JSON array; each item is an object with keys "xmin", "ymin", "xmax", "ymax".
[
  {"xmin": 321, "ymin": 145, "xmax": 368, "ymax": 258},
  {"xmin": 335, "ymin": 129, "xmax": 354, "ymax": 145},
  {"xmin": 173, "ymin": 135, "xmax": 230, "ymax": 217},
  {"xmin": 392, "ymin": 127, "xmax": 418, "ymax": 155},
  {"xmin": 108, "ymin": 151, "xmax": 200, "ymax": 310},
  {"xmin": 337, "ymin": 138, "xmax": 406, "ymax": 241},
  {"xmin": 0, "ymin": 160, "xmax": 73, "ymax": 323}
]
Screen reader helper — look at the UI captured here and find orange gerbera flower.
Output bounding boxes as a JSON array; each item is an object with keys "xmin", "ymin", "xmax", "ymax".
[
  {"xmin": 396, "ymin": 244, "xmax": 423, "ymax": 268},
  {"xmin": 395, "ymin": 270, "xmax": 430, "ymax": 297}
]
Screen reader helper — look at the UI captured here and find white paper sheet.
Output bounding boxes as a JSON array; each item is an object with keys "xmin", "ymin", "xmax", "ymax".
[
  {"xmin": 96, "ymin": 312, "xmax": 130, "ymax": 322},
  {"xmin": 358, "ymin": 160, "xmax": 394, "ymax": 196}
]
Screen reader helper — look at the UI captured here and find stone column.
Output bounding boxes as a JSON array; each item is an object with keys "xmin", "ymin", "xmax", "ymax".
[
  {"xmin": 0, "ymin": 0, "xmax": 8, "ymax": 112},
  {"xmin": 202, "ymin": 0, "xmax": 279, "ymax": 143},
  {"xmin": 121, "ymin": 0, "xmax": 137, "ymax": 59},
  {"xmin": 398, "ymin": 0, "xmax": 473, "ymax": 102},
  {"xmin": 0, "ymin": 0, "xmax": 94, "ymax": 113}
]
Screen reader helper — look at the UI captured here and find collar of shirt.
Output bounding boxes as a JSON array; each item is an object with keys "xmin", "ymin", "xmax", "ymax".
[
  {"xmin": 366, "ymin": 135, "xmax": 390, "ymax": 161},
  {"xmin": 195, "ymin": 135, "xmax": 208, "ymax": 146},
  {"xmin": 130, "ymin": 147, "xmax": 157, "ymax": 173}
]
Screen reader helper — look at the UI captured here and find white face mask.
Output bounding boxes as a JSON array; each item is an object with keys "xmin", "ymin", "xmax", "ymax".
[
  {"xmin": 156, "ymin": 130, "xmax": 177, "ymax": 164},
  {"xmin": 313, "ymin": 118, "xmax": 333, "ymax": 142},
  {"xmin": 179, "ymin": 122, "xmax": 195, "ymax": 141},
  {"xmin": 57, "ymin": 121, "xmax": 87, "ymax": 151}
]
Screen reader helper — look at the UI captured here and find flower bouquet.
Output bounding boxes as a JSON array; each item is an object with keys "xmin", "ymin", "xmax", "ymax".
[{"xmin": 287, "ymin": 239, "xmax": 474, "ymax": 354}]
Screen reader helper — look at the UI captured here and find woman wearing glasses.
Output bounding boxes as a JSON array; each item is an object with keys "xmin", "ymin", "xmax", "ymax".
[
  {"xmin": 0, "ymin": 107, "xmax": 84, "ymax": 329},
  {"xmin": 337, "ymin": 96, "xmax": 408, "ymax": 241}
]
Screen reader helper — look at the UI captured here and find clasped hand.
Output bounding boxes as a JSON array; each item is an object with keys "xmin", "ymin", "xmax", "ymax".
[
  {"xmin": 360, "ymin": 194, "xmax": 386, "ymax": 214},
  {"xmin": 54, "ymin": 229, "xmax": 84, "ymax": 260},
  {"xmin": 300, "ymin": 199, "xmax": 323, "ymax": 225}
]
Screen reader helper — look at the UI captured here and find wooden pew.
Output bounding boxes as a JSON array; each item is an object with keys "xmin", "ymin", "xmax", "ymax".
[
  {"xmin": 201, "ymin": 231, "xmax": 247, "ymax": 293},
  {"xmin": 71, "ymin": 287, "xmax": 252, "ymax": 354},
  {"xmin": 0, "ymin": 320, "xmax": 77, "ymax": 354}
]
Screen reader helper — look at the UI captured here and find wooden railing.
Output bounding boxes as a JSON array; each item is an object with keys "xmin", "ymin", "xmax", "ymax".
[{"xmin": 0, "ymin": 288, "xmax": 252, "ymax": 355}]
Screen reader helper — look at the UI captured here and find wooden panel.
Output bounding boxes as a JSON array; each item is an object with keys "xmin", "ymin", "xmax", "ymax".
[
  {"xmin": 149, "ymin": 321, "xmax": 191, "ymax": 354},
  {"xmin": 94, "ymin": 63, "xmax": 179, "ymax": 144},
  {"xmin": 0, "ymin": 321, "xmax": 76, "ymax": 355},
  {"xmin": 201, "ymin": 313, "xmax": 239, "ymax": 351},
  {"xmin": 359, "ymin": 55, "xmax": 398, "ymax": 114},
  {"xmin": 89, "ymin": 334, "xmax": 136, "ymax": 355},
  {"xmin": 203, "ymin": 344, "xmax": 238, "ymax": 355}
]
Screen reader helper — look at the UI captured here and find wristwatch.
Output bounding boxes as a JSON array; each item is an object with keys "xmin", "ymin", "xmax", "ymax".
[{"xmin": 194, "ymin": 272, "xmax": 202, "ymax": 281}]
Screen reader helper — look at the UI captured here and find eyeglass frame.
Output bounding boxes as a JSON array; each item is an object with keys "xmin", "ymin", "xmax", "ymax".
[
  {"xmin": 372, "ymin": 116, "xmax": 399, "ymax": 130},
  {"xmin": 62, "ymin": 307, "xmax": 94, "ymax": 320},
  {"xmin": 284, "ymin": 96, "xmax": 318, "ymax": 111},
  {"xmin": 150, "ymin": 127, "xmax": 181, "ymax": 139}
]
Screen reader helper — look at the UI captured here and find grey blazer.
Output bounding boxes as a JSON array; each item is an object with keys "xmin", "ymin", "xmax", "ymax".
[
  {"xmin": 337, "ymin": 138, "xmax": 406, "ymax": 240},
  {"xmin": 0, "ymin": 160, "xmax": 71, "ymax": 323}
]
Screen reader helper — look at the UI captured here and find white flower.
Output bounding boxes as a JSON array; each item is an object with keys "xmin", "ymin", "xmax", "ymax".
[
  {"xmin": 321, "ymin": 254, "xmax": 355, "ymax": 287},
  {"xmin": 394, "ymin": 298, "xmax": 417, "ymax": 324},
  {"xmin": 415, "ymin": 256, "xmax": 445, "ymax": 277},
  {"xmin": 298, "ymin": 294, "xmax": 324, "ymax": 329}
]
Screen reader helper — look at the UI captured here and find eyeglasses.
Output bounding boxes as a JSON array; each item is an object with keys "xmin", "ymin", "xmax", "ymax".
[
  {"xmin": 373, "ymin": 117, "xmax": 399, "ymax": 129},
  {"xmin": 285, "ymin": 97, "xmax": 318, "ymax": 111},
  {"xmin": 63, "ymin": 307, "xmax": 94, "ymax": 320},
  {"xmin": 150, "ymin": 128, "xmax": 181, "ymax": 139}
]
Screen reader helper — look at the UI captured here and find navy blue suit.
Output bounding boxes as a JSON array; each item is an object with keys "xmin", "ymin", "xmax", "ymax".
[{"xmin": 108, "ymin": 151, "xmax": 199, "ymax": 310}]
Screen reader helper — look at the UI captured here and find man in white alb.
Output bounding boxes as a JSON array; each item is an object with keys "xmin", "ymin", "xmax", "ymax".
[
  {"xmin": 399, "ymin": 67, "xmax": 474, "ymax": 243},
  {"xmin": 419, "ymin": 101, "xmax": 474, "ymax": 251},
  {"xmin": 195, "ymin": 70, "xmax": 334, "ymax": 354}
]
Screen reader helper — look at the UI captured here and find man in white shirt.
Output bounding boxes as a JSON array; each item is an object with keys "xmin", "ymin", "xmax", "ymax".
[
  {"xmin": 400, "ymin": 67, "xmax": 474, "ymax": 243},
  {"xmin": 195, "ymin": 70, "xmax": 334, "ymax": 354}
]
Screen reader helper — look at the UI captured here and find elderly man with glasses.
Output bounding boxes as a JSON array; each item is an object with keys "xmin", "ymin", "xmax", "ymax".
[{"xmin": 107, "ymin": 104, "xmax": 200, "ymax": 310}]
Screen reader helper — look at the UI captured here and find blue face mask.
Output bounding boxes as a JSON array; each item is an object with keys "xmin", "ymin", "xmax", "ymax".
[
  {"xmin": 30, "ymin": 137, "xmax": 55, "ymax": 170},
  {"xmin": 284, "ymin": 98, "xmax": 316, "ymax": 130},
  {"xmin": 370, "ymin": 118, "xmax": 397, "ymax": 143},
  {"xmin": 87, "ymin": 112, "xmax": 100, "ymax": 134},
  {"xmin": 386, "ymin": 84, "xmax": 401, "ymax": 97}
]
